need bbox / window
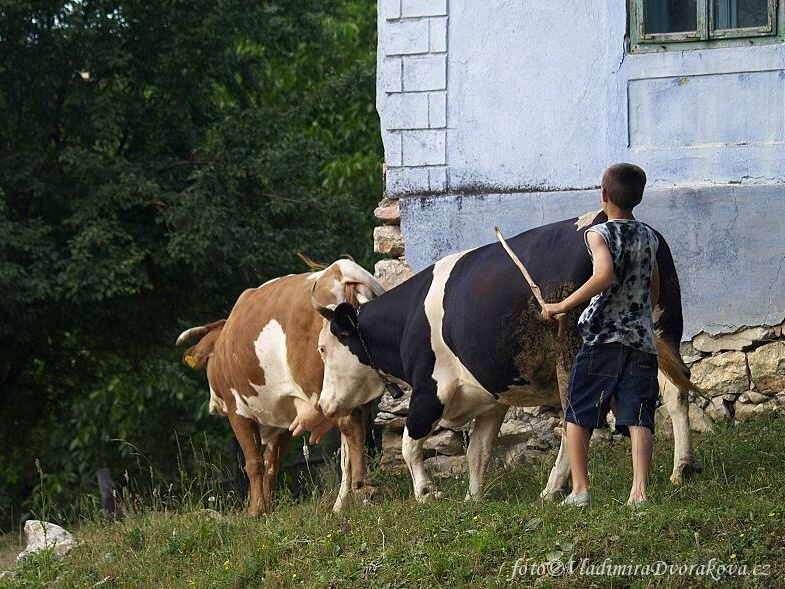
[630,0,781,51]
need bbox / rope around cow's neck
[353,305,405,400]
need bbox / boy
[542,163,660,508]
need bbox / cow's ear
[332,302,359,336]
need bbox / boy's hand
[541,303,563,321]
[289,402,335,444]
[539,231,612,324]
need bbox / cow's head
[311,287,385,418]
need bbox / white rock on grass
[16,520,75,562]
[688,404,715,433]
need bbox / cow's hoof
[416,487,443,503]
[332,494,349,512]
[539,488,566,502]
[333,482,379,511]
[353,481,378,504]
[670,460,703,484]
[247,497,272,517]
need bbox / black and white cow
[313,211,701,502]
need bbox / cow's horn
[355,289,369,305]
[176,325,208,346]
[311,282,335,320]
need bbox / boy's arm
[289,398,334,444]
[541,231,613,320]
[650,259,660,307]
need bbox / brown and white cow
[176,260,384,514]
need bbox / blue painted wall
[401,185,784,340]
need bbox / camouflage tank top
[578,219,659,354]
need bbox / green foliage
[2,419,785,588]
[0,0,382,528]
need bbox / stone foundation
[372,198,785,474]
[373,198,413,290]
[665,330,785,433]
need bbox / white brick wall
[378,0,448,196]
[401,130,445,166]
[381,0,401,20]
[428,92,447,128]
[429,17,448,52]
[378,57,402,93]
[403,54,446,91]
[385,93,429,129]
[382,20,429,55]
[401,0,447,19]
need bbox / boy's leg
[613,348,658,505]
[563,343,620,499]
[566,421,592,496]
[628,425,653,504]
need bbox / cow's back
[437,216,592,398]
[439,211,685,398]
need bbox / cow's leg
[226,413,265,516]
[348,403,377,495]
[261,428,292,515]
[465,403,508,501]
[660,373,702,484]
[402,427,442,502]
[333,431,353,512]
[332,403,376,512]
[403,381,448,502]
[541,362,573,499]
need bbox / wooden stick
[97,468,117,519]
[494,226,567,337]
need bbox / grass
[0,534,22,572]
[2,417,784,588]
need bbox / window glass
[714,0,769,29]
[644,0,698,33]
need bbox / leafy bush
[0,0,381,529]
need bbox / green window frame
[630,0,783,52]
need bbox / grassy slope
[0,536,22,572]
[3,418,784,589]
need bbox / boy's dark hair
[602,163,647,210]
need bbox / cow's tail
[175,319,226,370]
[297,252,328,271]
[656,336,708,398]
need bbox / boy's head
[601,163,647,210]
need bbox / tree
[0,0,381,527]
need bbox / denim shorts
[565,342,659,437]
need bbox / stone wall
[371,198,785,476]
[373,198,413,290]
[670,331,785,432]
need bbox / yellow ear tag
[184,355,197,368]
